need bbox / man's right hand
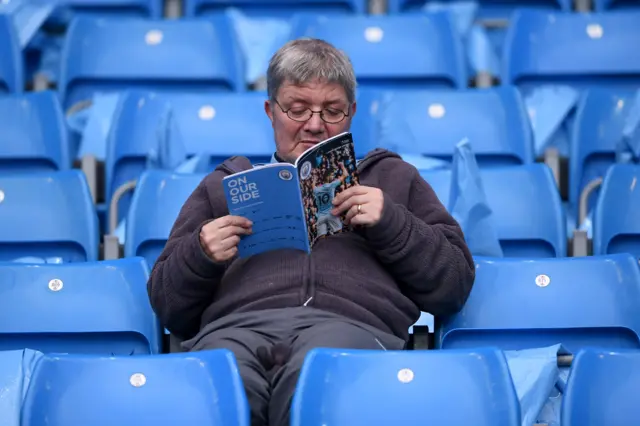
[199,215,253,263]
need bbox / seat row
[3,9,640,96]
[1,345,636,426]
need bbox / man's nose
[303,112,325,134]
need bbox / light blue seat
[49,0,162,23]
[570,89,638,217]
[561,348,640,426]
[0,170,99,262]
[291,347,521,426]
[437,254,640,352]
[0,257,161,354]
[388,0,570,19]
[0,91,70,174]
[185,0,366,17]
[421,164,566,258]
[291,13,467,90]
[126,171,206,268]
[376,87,534,167]
[504,10,640,92]
[0,14,23,93]
[59,16,245,110]
[21,349,250,426]
[106,91,272,223]
[593,164,640,258]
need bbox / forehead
[278,80,348,104]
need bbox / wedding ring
[357,204,362,214]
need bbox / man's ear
[350,101,357,118]
[265,100,274,126]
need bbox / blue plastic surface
[0,170,99,262]
[388,0,570,20]
[593,164,640,258]
[570,89,638,216]
[125,171,206,268]
[20,349,250,426]
[0,91,71,173]
[0,257,161,354]
[375,87,534,167]
[504,10,640,91]
[59,16,245,109]
[0,349,43,426]
[421,164,566,258]
[185,0,366,17]
[438,254,640,352]
[291,347,521,426]
[561,348,640,426]
[0,14,24,93]
[47,0,162,27]
[291,12,467,90]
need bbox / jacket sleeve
[360,169,476,317]
[147,177,226,339]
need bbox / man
[147,38,475,426]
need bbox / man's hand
[332,185,384,227]
[200,215,252,263]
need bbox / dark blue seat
[291,347,521,426]
[184,0,366,18]
[0,14,23,93]
[0,257,161,354]
[438,254,640,352]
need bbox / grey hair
[266,38,357,104]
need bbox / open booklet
[223,132,359,258]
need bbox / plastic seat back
[60,16,245,110]
[562,348,640,426]
[438,254,640,352]
[376,87,534,167]
[593,164,640,258]
[292,13,466,90]
[421,164,566,258]
[291,347,520,426]
[0,257,161,354]
[0,91,70,174]
[0,14,23,93]
[504,10,640,92]
[126,171,206,267]
[388,0,571,20]
[569,89,637,213]
[185,0,366,17]
[21,349,250,426]
[0,170,99,262]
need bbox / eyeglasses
[274,99,350,124]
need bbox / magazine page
[295,132,359,247]
[223,163,310,258]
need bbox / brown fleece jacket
[147,148,475,341]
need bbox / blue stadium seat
[0,14,23,93]
[0,257,161,354]
[421,164,566,258]
[350,88,383,158]
[0,170,99,262]
[561,348,640,426]
[504,10,640,92]
[126,171,206,268]
[593,164,640,258]
[59,16,245,110]
[185,0,366,17]
[437,254,640,352]
[20,349,250,426]
[375,87,535,167]
[388,0,571,19]
[106,91,272,223]
[569,89,637,217]
[291,13,467,90]
[291,347,521,426]
[49,0,162,23]
[594,0,640,10]
[0,91,70,174]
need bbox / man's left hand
[331,185,384,227]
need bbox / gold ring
[357,204,362,214]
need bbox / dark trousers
[181,307,406,426]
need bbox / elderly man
[148,38,475,426]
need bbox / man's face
[265,79,356,163]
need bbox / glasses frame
[274,99,350,124]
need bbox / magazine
[223,132,359,258]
